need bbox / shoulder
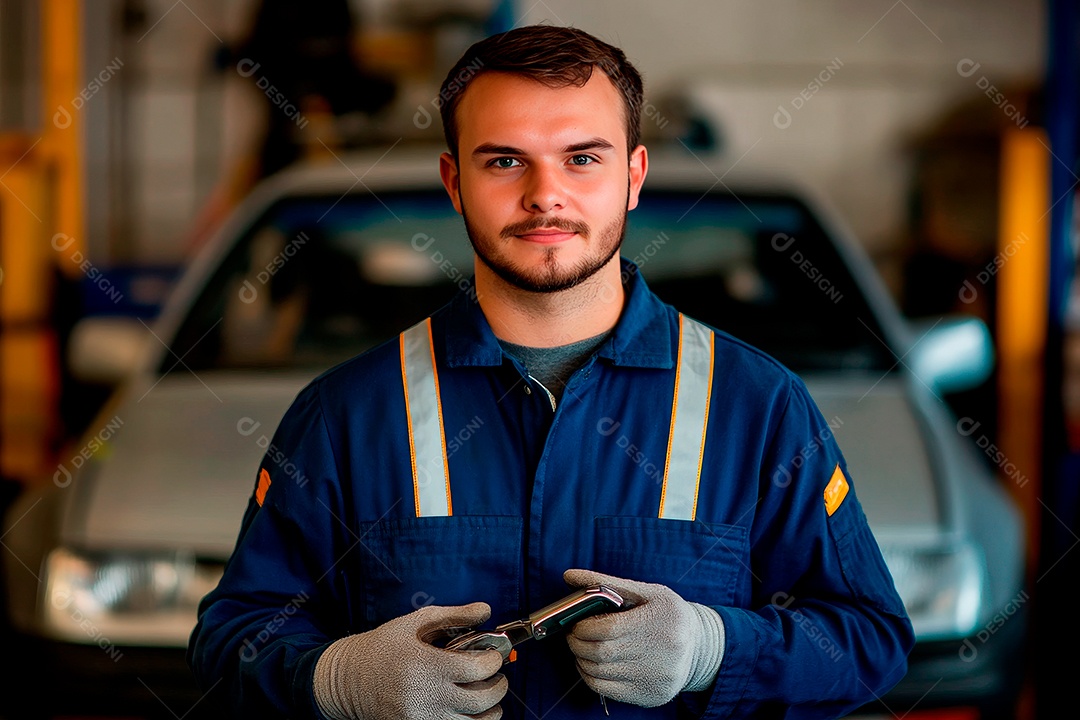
[312,332,404,391]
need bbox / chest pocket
[592,516,750,607]
[353,515,523,629]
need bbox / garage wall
[113,0,1044,279]
[96,0,250,263]
[519,0,1045,260]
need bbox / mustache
[500,216,590,239]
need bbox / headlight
[880,540,985,641]
[41,548,223,647]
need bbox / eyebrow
[471,137,617,158]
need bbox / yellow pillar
[995,127,1051,575]
[0,136,57,480]
[0,0,84,482]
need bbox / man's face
[439,70,648,293]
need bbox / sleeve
[186,381,348,719]
[696,376,915,719]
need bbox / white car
[1,143,1025,719]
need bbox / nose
[523,162,566,213]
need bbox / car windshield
[169,188,894,374]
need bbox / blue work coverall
[188,262,914,719]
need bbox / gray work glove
[563,569,725,708]
[313,602,508,720]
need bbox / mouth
[515,228,579,243]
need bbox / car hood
[62,373,311,557]
[803,374,940,538]
[62,372,941,558]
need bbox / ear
[439,152,463,215]
[626,144,649,211]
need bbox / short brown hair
[438,25,644,159]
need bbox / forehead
[455,70,628,153]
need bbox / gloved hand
[563,569,725,708]
[313,602,508,720]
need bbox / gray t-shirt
[499,330,611,403]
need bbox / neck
[475,258,625,347]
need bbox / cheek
[462,177,517,218]
[460,187,506,232]
[591,183,629,214]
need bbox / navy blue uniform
[188,263,913,718]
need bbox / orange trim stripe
[659,313,686,518]
[400,332,421,517]
[425,319,452,516]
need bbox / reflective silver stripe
[659,314,715,521]
[400,318,451,516]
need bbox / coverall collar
[443,258,674,370]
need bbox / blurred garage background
[0,0,1075,719]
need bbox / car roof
[232,140,906,325]
[152,141,909,375]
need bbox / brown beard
[460,186,629,294]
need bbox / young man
[189,24,914,719]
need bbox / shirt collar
[441,258,673,370]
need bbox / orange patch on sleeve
[824,464,849,516]
[256,468,272,506]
